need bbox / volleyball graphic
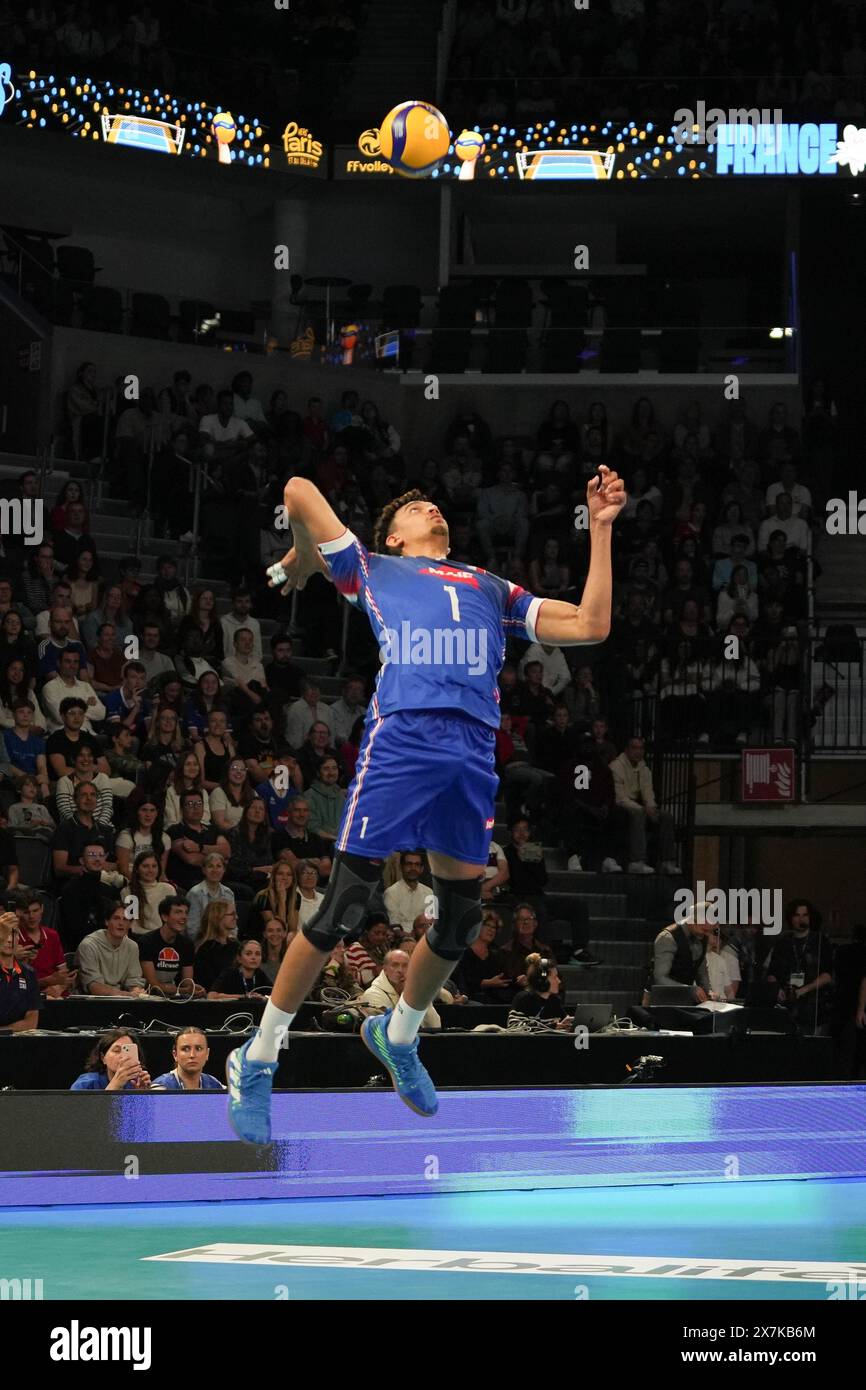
[455,129,485,162]
[378,100,451,178]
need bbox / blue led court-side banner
[2,1084,866,1207]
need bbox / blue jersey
[320,530,543,731]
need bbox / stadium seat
[131,292,171,340]
[56,245,98,285]
[14,838,52,890]
[82,285,123,334]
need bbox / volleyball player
[228,466,625,1142]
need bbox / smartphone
[120,1042,139,1065]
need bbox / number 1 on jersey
[360,816,369,838]
[444,584,461,621]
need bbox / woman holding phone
[70,1028,152,1090]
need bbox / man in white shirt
[220,587,263,662]
[360,950,445,1029]
[42,650,107,733]
[765,462,812,519]
[757,493,811,554]
[199,389,254,458]
[383,852,430,934]
[610,735,681,875]
[329,674,367,745]
[518,642,571,696]
[285,678,336,749]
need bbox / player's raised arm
[267,477,348,594]
[533,465,626,646]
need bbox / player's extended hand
[267,534,328,595]
[587,465,627,526]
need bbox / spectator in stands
[255,751,302,831]
[758,402,801,466]
[248,860,298,940]
[359,948,447,1029]
[716,565,759,628]
[70,1030,152,1091]
[115,796,170,879]
[22,544,59,618]
[708,622,762,745]
[534,703,583,775]
[139,622,176,688]
[152,557,191,628]
[76,900,146,997]
[265,633,305,704]
[163,749,211,826]
[761,625,802,744]
[210,757,254,833]
[152,1026,224,1091]
[231,371,267,433]
[652,908,713,1001]
[80,584,133,652]
[37,607,90,683]
[0,910,40,1031]
[758,493,811,555]
[139,708,182,789]
[66,362,104,464]
[519,659,556,731]
[11,890,70,996]
[52,500,97,575]
[476,463,530,565]
[456,913,512,1003]
[178,588,224,668]
[184,852,235,943]
[296,722,338,790]
[305,756,346,843]
[193,902,239,992]
[528,538,573,602]
[226,797,274,892]
[0,612,35,676]
[222,628,269,718]
[272,797,332,880]
[42,655,105,736]
[711,533,759,594]
[166,790,229,894]
[183,671,225,740]
[658,639,713,743]
[711,501,756,558]
[198,388,254,466]
[500,904,548,988]
[209,937,271,1000]
[285,677,336,749]
[0,657,41,728]
[345,914,391,989]
[102,660,149,738]
[509,954,573,1032]
[106,723,143,786]
[705,928,742,1001]
[518,641,570,697]
[8,774,55,840]
[292,857,323,927]
[3,701,49,796]
[45,697,103,778]
[55,744,114,824]
[238,707,277,785]
[125,850,175,938]
[53,780,116,877]
[195,708,236,793]
[329,675,367,747]
[767,899,835,1034]
[661,559,712,628]
[382,852,429,935]
[610,736,681,874]
[175,628,217,693]
[138,896,204,997]
[88,623,125,693]
[219,587,263,664]
[259,919,291,984]
[66,547,99,618]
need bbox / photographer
[70,1029,152,1091]
[508,953,574,1032]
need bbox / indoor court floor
[4,1176,865,1301]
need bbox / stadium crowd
[0,365,861,1080]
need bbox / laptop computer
[571,1003,614,1033]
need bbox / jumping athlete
[227,466,626,1142]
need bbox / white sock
[387,997,427,1046]
[247,1002,296,1063]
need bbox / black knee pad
[302,850,383,953]
[425,875,483,962]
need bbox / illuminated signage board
[282,120,326,175]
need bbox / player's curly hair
[372,489,428,555]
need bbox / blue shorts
[335,709,499,865]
